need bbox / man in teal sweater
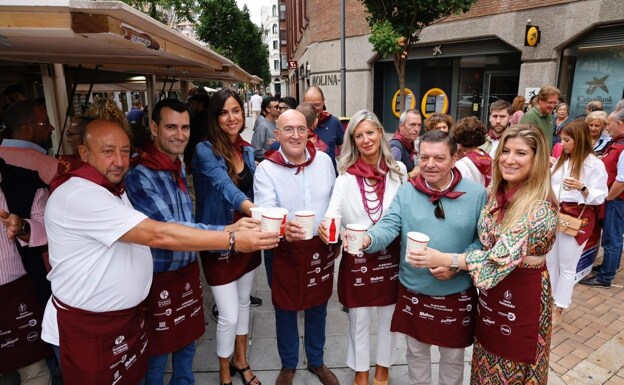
[521,85,561,149]
[361,130,487,385]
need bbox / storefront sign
[524,25,540,47]
[569,48,622,117]
[311,74,340,87]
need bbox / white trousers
[405,336,465,385]
[547,232,587,308]
[346,304,397,372]
[210,269,255,358]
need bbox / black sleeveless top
[237,162,253,193]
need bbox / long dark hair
[205,89,246,183]
[553,120,594,179]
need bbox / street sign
[288,60,298,69]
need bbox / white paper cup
[261,210,283,234]
[265,208,288,237]
[346,223,368,254]
[323,215,342,244]
[250,207,268,220]
[295,210,315,240]
[406,231,430,261]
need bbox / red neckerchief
[347,157,388,200]
[391,131,415,159]
[487,129,502,141]
[232,135,252,161]
[489,183,524,223]
[308,131,328,152]
[50,157,124,197]
[264,141,317,174]
[318,111,332,125]
[410,167,465,203]
[135,142,187,192]
[464,149,493,187]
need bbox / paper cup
[295,210,315,240]
[261,210,283,234]
[346,223,368,254]
[323,215,342,244]
[406,232,430,261]
[263,207,288,237]
[250,207,268,220]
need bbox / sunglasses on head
[434,200,445,219]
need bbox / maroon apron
[475,265,545,364]
[272,237,339,311]
[146,259,205,356]
[0,275,50,372]
[53,297,148,385]
[338,238,400,308]
[391,283,477,349]
[200,211,261,286]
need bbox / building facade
[262,1,283,96]
[281,0,624,131]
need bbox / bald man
[254,110,339,385]
[303,86,343,172]
[42,119,278,385]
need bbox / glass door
[482,71,519,122]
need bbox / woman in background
[586,111,611,157]
[424,112,453,133]
[453,116,492,187]
[509,95,526,126]
[547,120,607,326]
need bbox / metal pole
[340,0,346,116]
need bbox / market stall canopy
[0,0,261,84]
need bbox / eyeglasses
[269,104,280,110]
[65,131,81,138]
[434,200,445,219]
[281,126,308,135]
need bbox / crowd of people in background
[0,82,622,385]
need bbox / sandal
[229,358,261,385]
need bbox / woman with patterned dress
[193,89,262,385]
[319,110,406,385]
[410,124,559,384]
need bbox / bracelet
[228,231,236,255]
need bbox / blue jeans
[274,302,327,369]
[598,199,624,284]
[144,341,196,385]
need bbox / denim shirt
[192,140,255,226]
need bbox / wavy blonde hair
[490,124,557,230]
[338,109,402,180]
[85,97,131,137]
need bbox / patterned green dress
[466,199,558,385]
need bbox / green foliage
[196,0,271,84]
[368,20,403,58]
[120,0,196,25]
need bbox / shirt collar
[0,139,48,154]
[277,147,311,165]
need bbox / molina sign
[311,74,340,87]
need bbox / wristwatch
[579,185,587,192]
[449,253,459,272]
[18,219,31,237]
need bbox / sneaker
[211,304,219,322]
[579,276,611,288]
[250,295,262,307]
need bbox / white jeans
[547,232,587,308]
[210,269,255,358]
[405,336,465,385]
[346,304,397,372]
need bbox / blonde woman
[586,111,610,156]
[411,124,559,384]
[319,110,405,385]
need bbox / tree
[119,0,196,27]
[196,0,271,85]
[362,0,478,110]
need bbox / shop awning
[0,0,261,84]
